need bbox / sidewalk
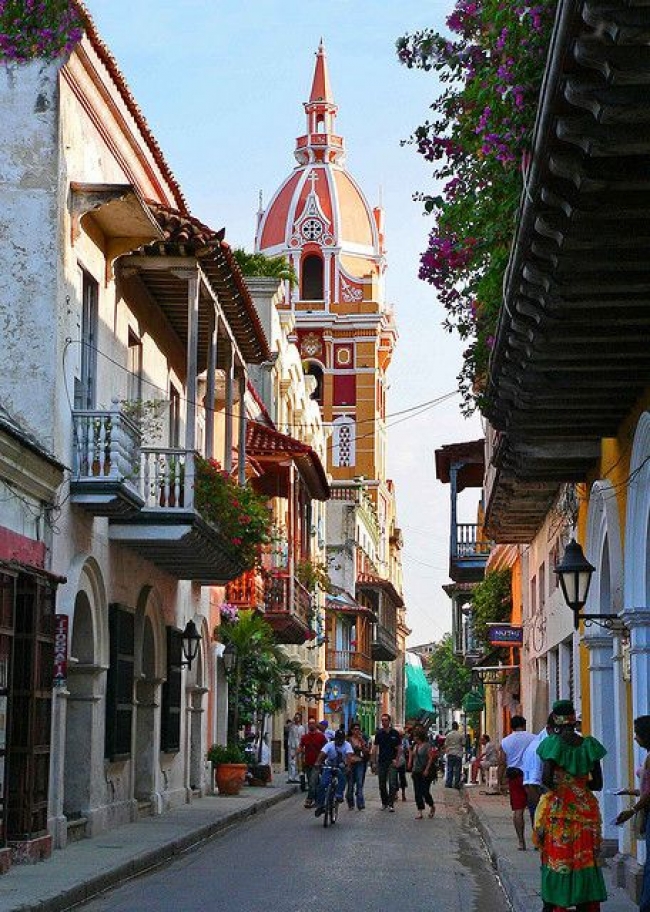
[0,784,298,912]
[458,784,638,912]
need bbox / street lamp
[180,620,202,670]
[293,672,321,702]
[222,641,237,673]
[555,538,626,632]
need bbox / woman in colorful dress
[533,700,607,912]
[615,714,650,912]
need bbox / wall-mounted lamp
[181,620,201,670]
[555,539,626,632]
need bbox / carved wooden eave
[485,0,650,542]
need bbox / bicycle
[317,763,343,827]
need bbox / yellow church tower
[255,41,398,525]
[256,43,406,729]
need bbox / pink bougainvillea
[0,0,84,63]
[397,1,556,413]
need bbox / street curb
[462,794,524,912]
[22,787,298,912]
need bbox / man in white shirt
[522,714,554,823]
[287,712,305,783]
[314,730,353,816]
[498,715,535,850]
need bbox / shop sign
[54,614,68,685]
[487,624,523,647]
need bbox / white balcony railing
[72,402,140,482]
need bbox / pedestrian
[286,712,304,784]
[314,729,353,817]
[444,721,465,789]
[346,721,370,810]
[318,718,335,741]
[371,712,402,811]
[298,717,327,808]
[396,727,410,801]
[522,714,554,824]
[615,714,650,912]
[470,734,498,785]
[409,725,436,819]
[283,718,292,772]
[498,715,535,850]
[534,700,607,912]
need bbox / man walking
[444,721,465,789]
[498,715,535,851]
[286,712,304,784]
[371,713,402,811]
[298,717,326,808]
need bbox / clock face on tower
[301,218,324,241]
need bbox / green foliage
[397,2,556,414]
[206,743,246,764]
[427,633,473,708]
[217,610,303,735]
[471,568,512,650]
[295,559,332,593]
[232,248,298,287]
[194,458,273,569]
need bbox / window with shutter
[161,627,182,753]
[105,605,134,761]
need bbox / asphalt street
[77,781,509,912]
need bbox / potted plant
[207,743,248,795]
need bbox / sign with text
[54,614,69,685]
[487,624,523,647]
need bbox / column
[48,687,69,849]
[224,340,234,473]
[622,608,650,868]
[237,366,247,486]
[584,632,616,841]
[205,312,218,459]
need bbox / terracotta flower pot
[214,762,248,795]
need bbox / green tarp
[405,662,434,720]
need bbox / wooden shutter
[105,605,134,761]
[160,627,182,753]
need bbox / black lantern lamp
[555,539,626,632]
[181,619,202,669]
[222,641,237,673]
[293,671,322,702]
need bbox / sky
[88,0,482,645]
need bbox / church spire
[295,41,345,166]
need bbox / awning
[245,420,329,501]
[356,573,404,608]
[326,588,376,620]
[405,661,434,720]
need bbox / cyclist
[314,729,353,817]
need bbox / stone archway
[134,588,165,814]
[585,480,624,843]
[63,558,107,836]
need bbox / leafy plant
[0,0,84,62]
[194,457,273,569]
[232,248,298,287]
[295,559,331,593]
[471,568,512,651]
[206,743,246,765]
[397,1,556,414]
[120,398,168,444]
[428,633,473,708]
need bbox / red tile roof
[246,421,329,501]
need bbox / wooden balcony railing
[264,571,311,628]
[225,569,265,609]
[325,649,373,677]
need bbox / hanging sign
[54,614,69,685]
[488,624,523,647]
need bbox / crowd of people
[281,703,650,912]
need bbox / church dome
[255,42,385,279]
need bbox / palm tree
[232,248,298,287]
[218,609,303,744]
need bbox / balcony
[371,619,398,662]
[264,571,312,644]
[225,568,266,611]
[71,410,248,584]
[451,523,491,583]
[70,407,144,517]
[325,649,373,679]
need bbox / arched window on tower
[301,254,324,301]
[332,415,355,468]
[304,361,324,405]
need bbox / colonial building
[255,43,406,728]
[0,11,272,859]
[483,1,650,899]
